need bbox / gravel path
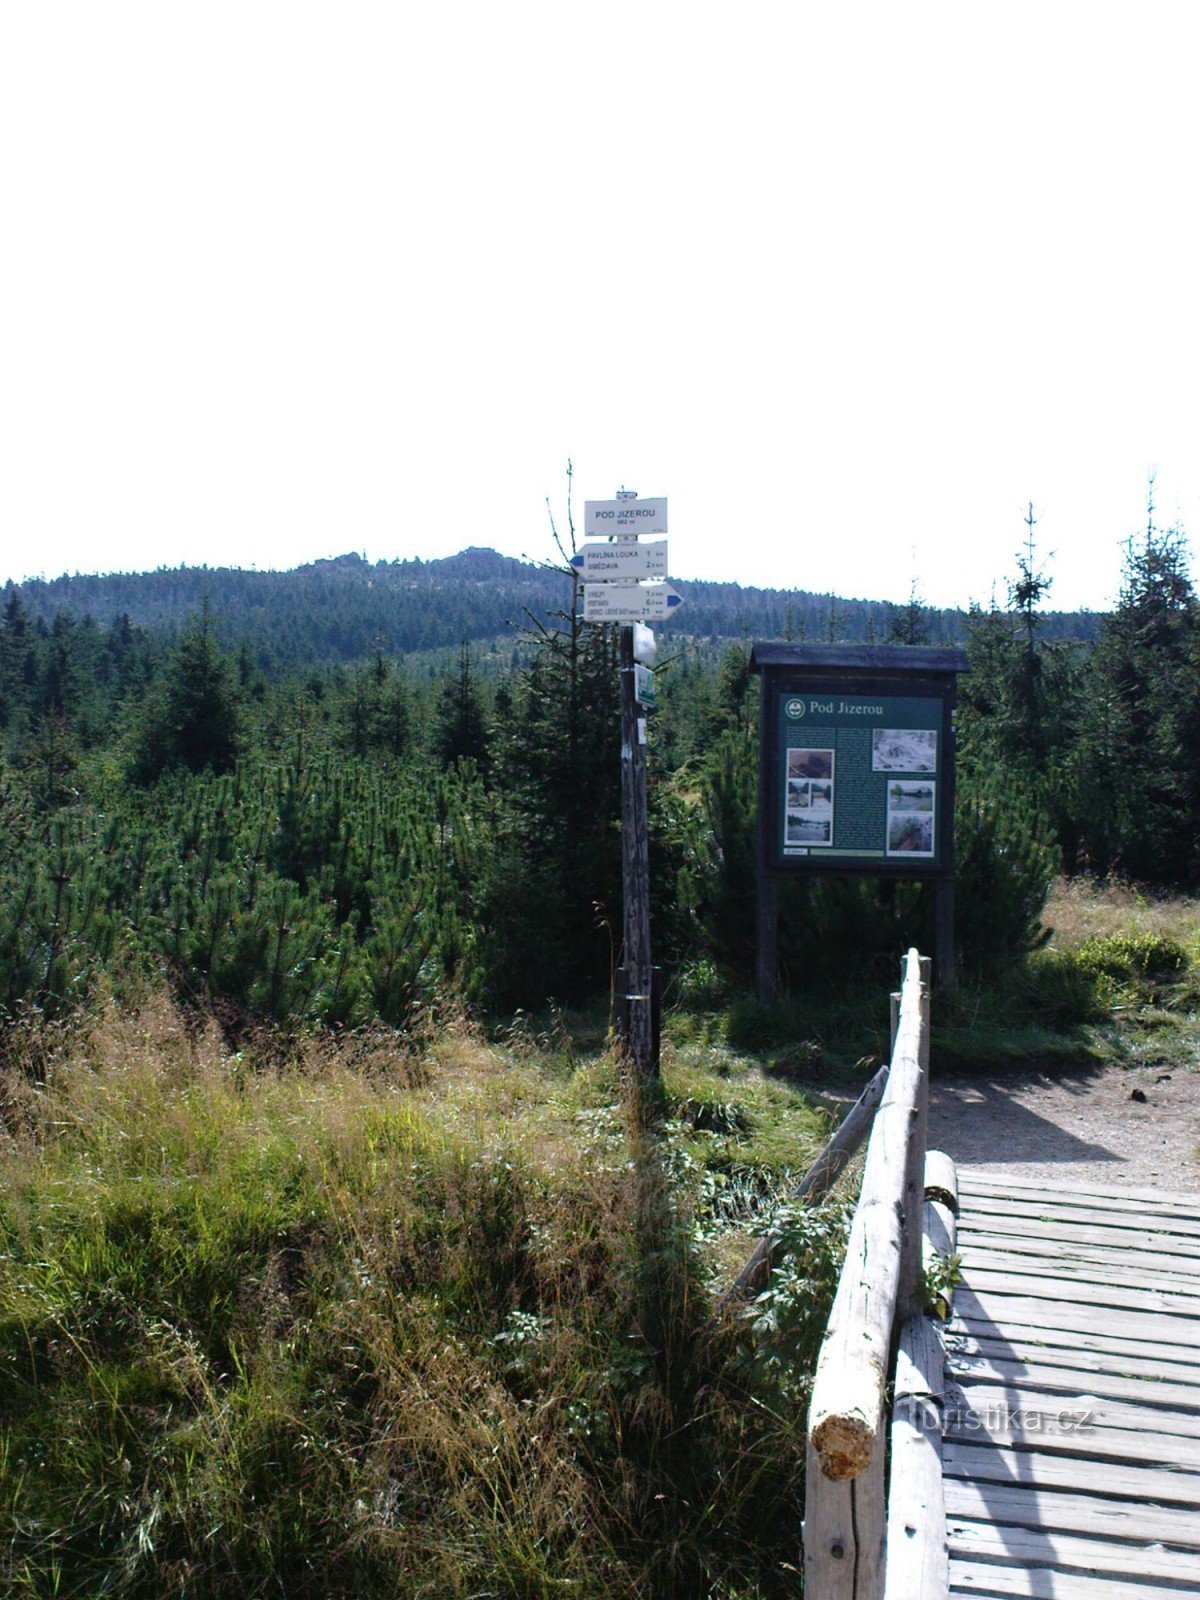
[928,1060,1200,1194]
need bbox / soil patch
[928,1060,1200,1192]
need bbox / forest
[12,543,1099,672]
[1,500,1198,1033]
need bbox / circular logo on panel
[785,698,806,720]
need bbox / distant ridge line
[4,547,1104,672]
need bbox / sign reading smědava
[571,540,668,581]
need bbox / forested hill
[6,547,1101,671]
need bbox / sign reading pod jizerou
[776,690,944,864]
[750,645,968,997]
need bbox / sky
[3,3,1199,613]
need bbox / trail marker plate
[583,582,683,623]
[571,540,668,580]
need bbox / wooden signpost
[582,492,682,1079]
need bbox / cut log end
[924,1149,959,1216]
[811,1411,877,1481]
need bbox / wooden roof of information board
[749,643,969,674]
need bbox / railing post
[804,1442,858,1600]
[805,1430,886,1600]
[804,949,927,1597]
[897,955,931,1321]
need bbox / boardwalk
[943,1168,1200,1597]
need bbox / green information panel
[776,691,943,864]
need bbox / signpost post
[582,491,681,1081]
[619,609,655,1080]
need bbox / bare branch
[566,460,578,555]
[520,605,554,640]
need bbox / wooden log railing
[885,1160,959,1599]
[802,948,959,1600]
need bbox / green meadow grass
[0,996,841,1600]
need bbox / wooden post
[619,623,656,1078]
[616,965,662,1075]
[807,951,926,1481]
[884,1156,957,1599]
[805,1425,887,1600]
[923,1150,958,1217]
[933,878,955,992]
[898,958,932,1318]
[804,950,929,1598]
[884,1316,948,1600]
[803,953,942,1599]
[755,669,778,1004]
[921,1149,959,1320]
[756,869,779,1005]
[804,1440,859,1600]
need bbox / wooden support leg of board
[933,879,955,993]
[756,867,779,1004]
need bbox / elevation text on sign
[583,498,668,537]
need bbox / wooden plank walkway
[943,1169,1200,1598]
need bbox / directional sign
[583,582,683,623]
[571,540,668,580]
[584,497,668,537]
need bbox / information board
[775,690,945,866]
[751,644,969,998]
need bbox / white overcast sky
[3,3,1199,612]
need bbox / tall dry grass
[0,992,838,1599]
[1044,877,1200,952]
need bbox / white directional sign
[583,582,683,623]
[571,540,668,580]
[584,497,668,537]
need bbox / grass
[0,992,840,1600]
[6,879,1198,1596]
[663,879,1200,1081]
[922,879,1200,1074]
[1042,877,1200,951]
